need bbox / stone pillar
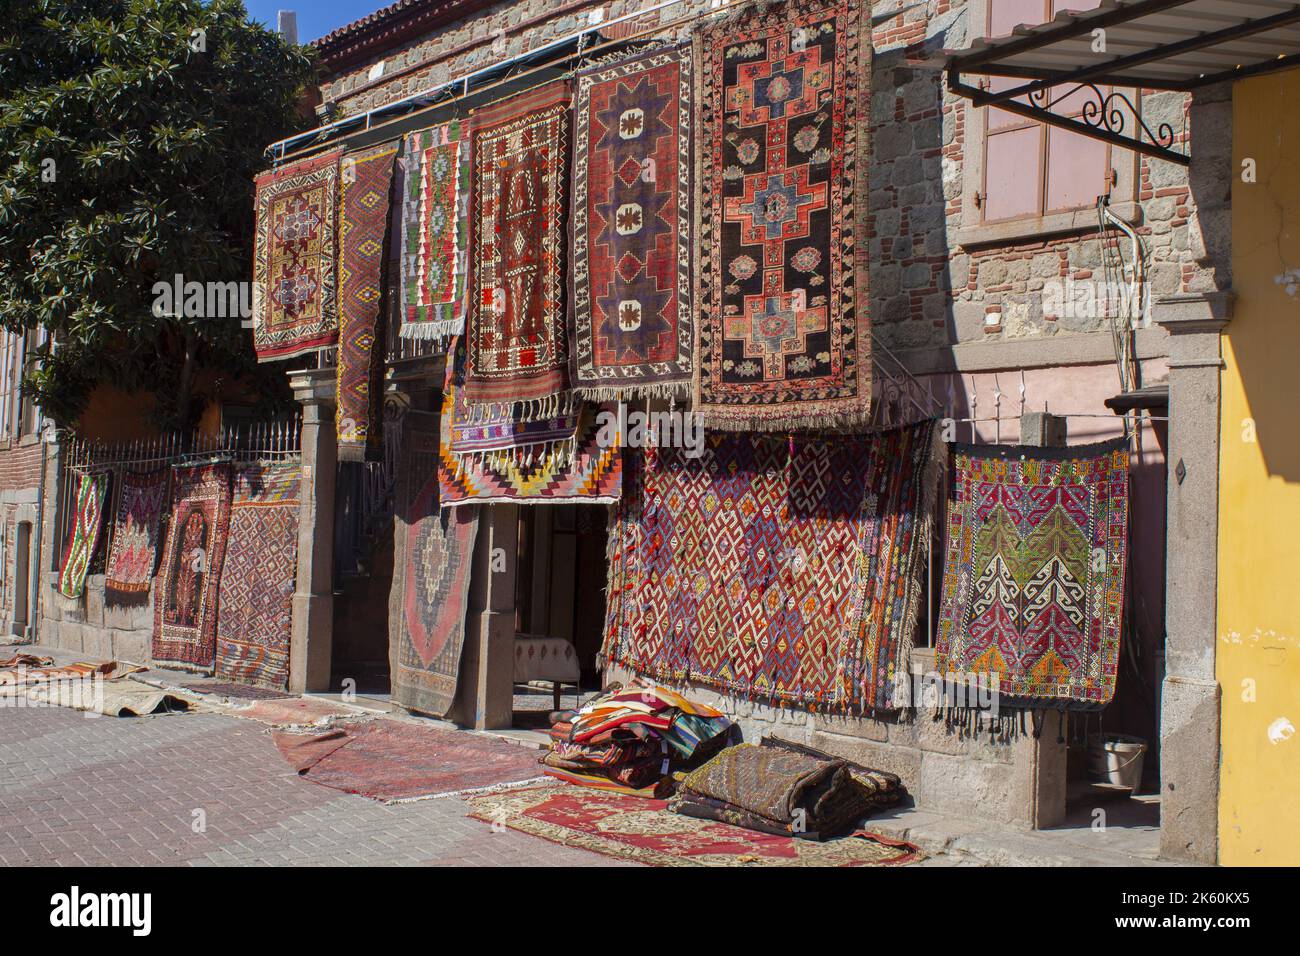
[1153,292,1231,864]
[35,432,60,645]
[288,367,338,693]
[457,503,518,729]
[1017,411,1069,830]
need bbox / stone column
[1153,292,1231,864]
[1016,411,1069,830]
[288,367,338,693]
[456,503,518,729]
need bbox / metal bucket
[1087,734,1148,790]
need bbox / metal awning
[946,0,1300,165]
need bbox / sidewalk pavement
[1,644,1173,867]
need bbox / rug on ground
[214,462,301,690]
[602,420,939,711]
[336,141,398,462]
[466,81,572,412]
[571,43,693,400]
[399,120,471,343]
[27,676,191,717]
[57,470,108,598]
[390,410,479,717]
[104,468,168,607]
[467,785,919,866]
[935,439,1131,709]
[252,149,343,362]
[439,341,622,506]
[152,462,232,671]
[274,720,546,802]
[693,0,871,430]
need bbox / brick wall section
[0,441,43,631]
[0,442,42,494]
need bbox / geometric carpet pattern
[936,439,1130,709]
[602,420,938,712]
[214,463,301,691]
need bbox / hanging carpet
[439,340,622,507]
[104,468,168,607]
[336,141,398,463]
[601,420,939,712]
[935,439,1131,709]
[252,149,343,362]
[152,462,232,672]
[214,462,301,691]
[399,120,471,343]
[389,410,480,717]
[692,0,872,430]
[465,81,572,412]
[570,43,694,400]
[57,470,108,598]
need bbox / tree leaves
[0,0,316,429]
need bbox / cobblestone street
[0,701,624,867]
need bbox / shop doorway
[511,503,609,728]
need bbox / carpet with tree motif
[935,439,1130,709]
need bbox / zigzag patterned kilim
[58,470,108,599]
[935,439,1130,708]
[601,421,938,712]
[336,141,398,463]
[439,338,621,506]
[215,463,301,690]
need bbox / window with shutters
[958,0,1140,245]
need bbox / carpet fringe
[384,775,552,804]
[572,382,688,402]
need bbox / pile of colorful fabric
[669,738,904,841]
[541,680,733,797]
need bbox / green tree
[0,0,316,429]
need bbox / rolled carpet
[669,738,904,841]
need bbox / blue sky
[243,0,382,43]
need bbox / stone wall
[40,571,154,665]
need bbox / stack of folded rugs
[668,737,904,841]
[541,680,734,797]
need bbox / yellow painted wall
[1219,68,1300,865]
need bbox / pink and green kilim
[935,439,1130,709]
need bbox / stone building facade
[282,0,1237,861]
[0,330,48,643]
